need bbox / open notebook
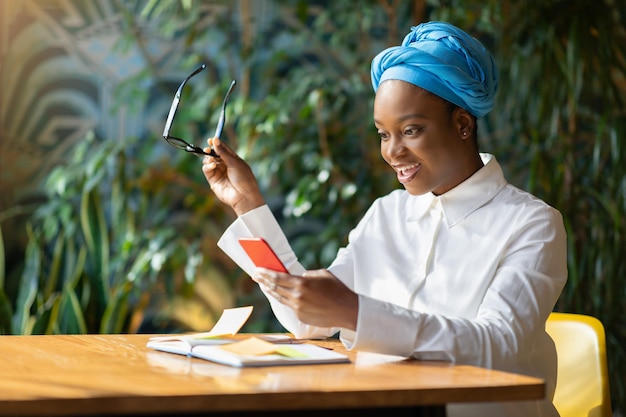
[146,306,349,367]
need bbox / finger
[254,268,296,304]
[257,268,299,290]
[255,268,278,286]
[212,137,240,161]
[206,137,223,150]
[251,268,275,290]
[202,155,217,167]
[255,274,286,303]
[201,159,221,178]
[203,137,225,159]
[302,268,331,278]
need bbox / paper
[192,342,348,367]
[148,306,253,344]
[194,305,254,338]
[218,337,308,358]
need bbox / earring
[462,131,467,137]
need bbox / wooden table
[0,334,545,416]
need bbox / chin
[403,183,432,196]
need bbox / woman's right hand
[202,137,265,216]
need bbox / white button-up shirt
[218,153,567,417]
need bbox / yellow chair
[546,312,612,417]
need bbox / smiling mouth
[395,163,421,183]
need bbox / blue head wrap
[371,21,498,118]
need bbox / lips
[395,163,421,184]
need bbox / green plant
[132,0,402,269]
[0,133,235,335]
[491,2,626,411]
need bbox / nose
[382,134,406,160]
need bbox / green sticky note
[275,346,309,358]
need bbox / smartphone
[238,237,288,273]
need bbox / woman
[202,21,566,417]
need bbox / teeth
[397,164,419,174]
[394,163,421,184]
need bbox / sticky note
[219,337,309,358]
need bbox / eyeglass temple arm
[213,80,237,139]
[163,95,180,137]
[162,64,207,138]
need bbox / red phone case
[238,237,288,273]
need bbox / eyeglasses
[162,64,236,157]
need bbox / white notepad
[146,306,350,367]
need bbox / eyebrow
[374,113,428,125]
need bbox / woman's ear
[454,108,475,140]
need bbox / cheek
[405,134,447,159]
[379,141,391,163]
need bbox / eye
[377,130,390,141]
[403,126,423,136]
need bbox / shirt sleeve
[217,205,338,339]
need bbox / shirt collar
[407,153,508,226]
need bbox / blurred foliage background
[0,0,624,413]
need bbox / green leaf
[30,295,61,335]
[12,226,41,335]
[58,286,87,334]
[80,188,110,303]
[140,0,160,18]
[0,289,12,334]
[100,282,132,334]
[0,225,4,290]
[43,230,65,298]
[67,245,87,290]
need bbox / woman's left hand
[252,268,358,331]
